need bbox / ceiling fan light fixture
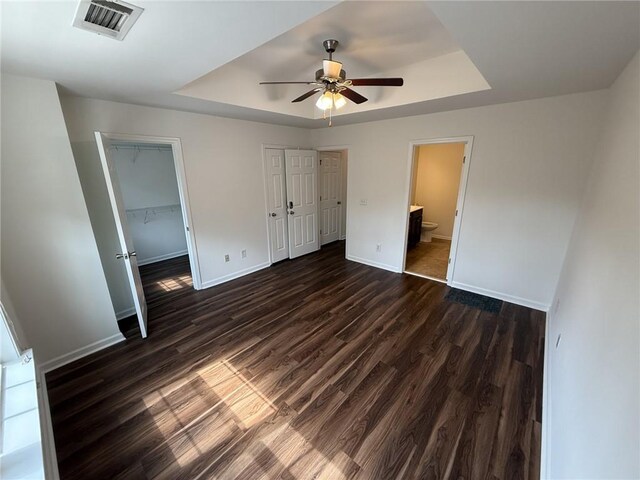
[323,60,343,79]
[315,91,347,111]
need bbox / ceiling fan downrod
[323,39,339,61]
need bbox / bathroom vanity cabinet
[408,206,423,248]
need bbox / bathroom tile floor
[405,238,452,280]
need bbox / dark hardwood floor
[46,241,545,479]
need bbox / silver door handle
[270,213,276,217]
[128,251,136,257]
[115,253,126,259]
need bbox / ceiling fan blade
[292,88,322,103]
[259,81,316,85]
[349,78,404,87]
[341,88,368,104]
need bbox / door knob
[270,213,277,217]
[337,201,342,205]
[115,253,126,259]
[289,210,295,215]
[288,201,293,209]
[128,251,136,257]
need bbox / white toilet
[421,221,439,242]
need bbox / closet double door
[265,149,319,261]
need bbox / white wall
[0,74,122,365]
[311,90,607,310]
[60,96,310,296]
[413,143,464,239]
[112,145,188,266]
[545,52,640,479]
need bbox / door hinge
[463,156,466,164]
[455,209,458,216]
[319,159,322,165]
[448,258,451,264]
[320,195,322,201]
[320,229,322,234]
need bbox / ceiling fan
[260,39,403,123]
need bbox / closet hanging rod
[125,203,181,214]
[109,144,172,151]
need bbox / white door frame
[315,145,350,244]
[402,136,474,285]
[97,132,203,290]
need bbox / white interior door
[95,132,148,338]
[319,151,342,245]
[264,149,289,263]
[285,149,319,259]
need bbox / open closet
[95,133,198,338]
[111,143,189,266]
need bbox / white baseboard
[36,367,60,480]
[346,254,401,273]
[431,234,452,241]
[449,281,550,312]
[200,262,271,290]
[115,307,136,320]
[39,333,126,373]
[340,234,346,240]
[137,250,188,266]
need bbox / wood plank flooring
[46,241,545,479]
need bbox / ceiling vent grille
[73,0,143,41]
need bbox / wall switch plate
[241,249,247,259]
[360,199,368,206]
[224,254,230,262]
[555,334,562,349]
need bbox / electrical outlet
[224,254,230,263]
[376,243,382,253]
[241,249,247,259]
[555,333,562,349]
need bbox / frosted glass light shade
[316,91,334,110]
[333,93,346,109]
[323,60,343,78]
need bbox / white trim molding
[39,333,126,373]
[200,262,271,290]
[37,367,60,480]
[137,249,188,266]
[346,254,401,274]
[450,280,550,312]
[115,307,136,320]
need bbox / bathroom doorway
[403,137,473,283]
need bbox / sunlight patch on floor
[156,274,192,291]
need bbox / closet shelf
[125,204,181,214]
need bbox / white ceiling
[175,1,490,120]
[2,1,639,128]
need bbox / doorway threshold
[404,270,447,284]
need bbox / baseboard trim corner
[115,307,136,320]
[200,262,271,290]
[449,281,550,311]
[346,254,402,274]
[39,333,126,373]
